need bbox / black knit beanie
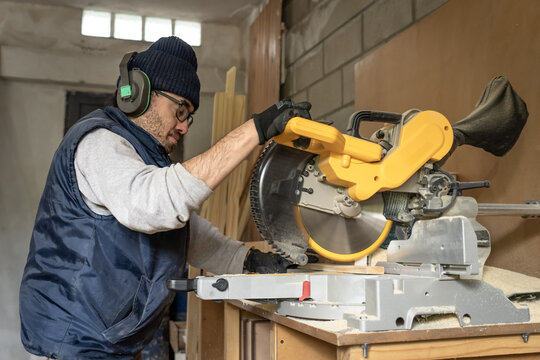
[130,36,200,110]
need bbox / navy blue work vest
[19,107,188,359]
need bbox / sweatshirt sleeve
[74,128,212,233]
[187,213,250,275]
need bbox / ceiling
[6,0,267,24]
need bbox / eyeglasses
[154,90,194,127]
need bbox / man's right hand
[252,99,312,145]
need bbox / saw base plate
[276,274,529,331]
[188,272,529,332]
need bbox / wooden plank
[233,94,245,127]
[205,67,247,238]
[239,317,272,360]
[248,12,279,116]
[204,67,246,239]
[224,302,241,360]
[211,91,224,144]
[253,320,273,360]
[240,0,282,243]
[225,67,236,97]
[225,94,247,239]
[300,263,384,275]
[199,199,208,219]
[238,193,251,239]
[240,310,267,359]
[337,334,540,360]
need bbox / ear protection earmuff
[116,52,151,116]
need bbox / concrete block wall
[282,0,448,131]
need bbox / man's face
[131,91,195,153]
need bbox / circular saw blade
[298,194,392,261]
[250,142,391,264]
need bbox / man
[19,36,311,359]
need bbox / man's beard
[136,106,181,153]
[164,130,182,153]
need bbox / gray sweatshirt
[74,128,249,275]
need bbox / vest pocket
[101,275,153,344]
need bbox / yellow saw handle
[274,111,454,201]
[273,117,383,162]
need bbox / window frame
[81,10,201,46]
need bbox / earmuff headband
[119,52,137,100]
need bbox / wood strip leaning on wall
[187,67,246,360]
[239,0,283,244]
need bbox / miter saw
[169,76,540,331]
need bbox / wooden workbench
[222,267,540,359]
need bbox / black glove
[243,249,292,274]
[252,99,312,145]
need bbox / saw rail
[477,202,540,217]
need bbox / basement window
[114,13,143,41]
[81,10,111,38]
[174,20,201,46]
[145,17,173,42]
[81,10,201,46]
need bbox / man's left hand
[244,249,292,274]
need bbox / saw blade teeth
[249,141,276,246]
[249,142,314,262]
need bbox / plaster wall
[0,2,246,358]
